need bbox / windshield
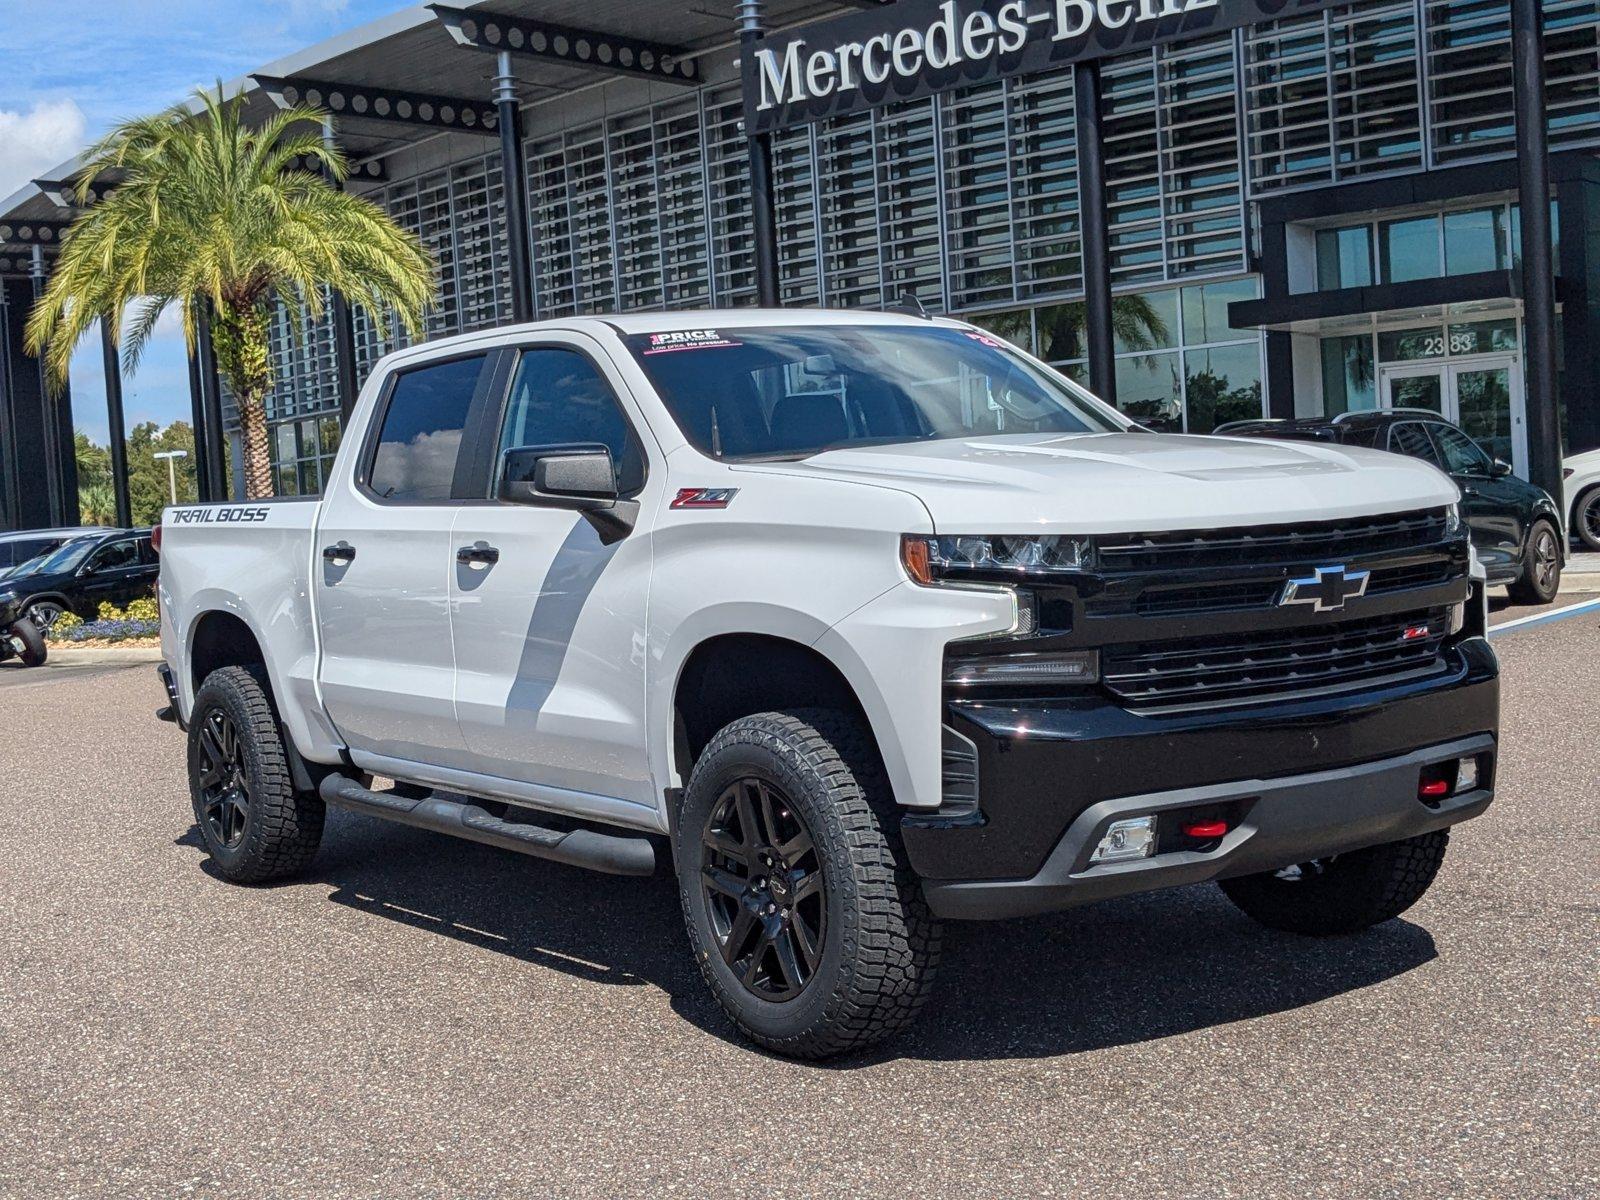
[623,325,1125,460]
[12,537,96,578]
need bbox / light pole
[153,450,189,506]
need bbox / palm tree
[1035,295,1171,364]
[78,482,116,526]
[27,86,435,499]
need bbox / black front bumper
[905,636,1500,920]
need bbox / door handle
[456,544,500,568]
[1461,486,1480,497]
[322,542,356,566]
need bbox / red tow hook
[1181,819,1229,840]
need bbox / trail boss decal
[744,0,1356,133]
[671,488,740,510]
[167,506,272,525]
[643,330,742,355]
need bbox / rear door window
[366,355,489,502]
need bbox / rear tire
[8,619,46,667]
[1575,488,1600,553]
[676,709,941,1059]
[1218,831,1450,936]
[1507,518,1561,605]
[187,666,324,884]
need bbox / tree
[26,85,435,499]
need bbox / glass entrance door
[1380,354,1524,475]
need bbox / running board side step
[318,776,656,877]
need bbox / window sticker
[643,329,743,354]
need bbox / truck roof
[393,308,969,360]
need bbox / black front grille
[1089,557,1459,619]
[1102,608,1452,708]
[1096,509,1450,573]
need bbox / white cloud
[0,99,87,200]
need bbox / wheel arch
[188,609,267,696]
[18,591,74,618]
[658,610,906,814]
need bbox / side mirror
[1489,458,1514,478]
[498,444,619,509]
[497,444,637,542]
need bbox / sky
[0,0,403,444]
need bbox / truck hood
[747,432,1460,534]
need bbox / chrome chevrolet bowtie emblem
[1279,564,1370,613]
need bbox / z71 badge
[671,488,739,510]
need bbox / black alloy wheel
[196,709,251,849]
[1509,519,1562,605]
[1532,524,1561,594]
[700,777,826,1001]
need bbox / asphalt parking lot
[1,604,1596,1199]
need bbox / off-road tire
[1219,831,1450,935]
[1507,518,1562,605]
[676,709,941,1059]
[187,665,325,884]
[8,619,46,667]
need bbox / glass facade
[242,1,1600,495]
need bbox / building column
[1072,60,1116,407]
[1557,170,1600,455]
[196,302,229,501]
[739,1,781,308]
[186,328,213,503]
[29,248,67,523]
[1512,0,1563,498]
[101,318,132,528]
[495,51,537,323]
[0,278,22,529]
[322,121,361,424]
[1,276,57,528]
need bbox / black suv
[1218,410,1564,605]
[0,528,158,631]
[0,526,110,579]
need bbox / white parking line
[1489,595,1600,636]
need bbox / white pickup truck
[157,310,1500,1058]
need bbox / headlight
[1444,503,1462,537]
[902,533,1094,585]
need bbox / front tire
[1218,831,1450,936]
[1507,518,1561,605]
[676,710,940,1059]
[8,619,46,667]
[187,666,324,884]
[24,600,65,632]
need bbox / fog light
[1091,816,1157,864]
[1456,755,1479,793]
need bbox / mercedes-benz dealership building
[0,0,1594,523]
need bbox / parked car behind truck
[157,311,1500,1058]
[1218,411,1564,604]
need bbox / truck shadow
[184,810,1437,1065]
